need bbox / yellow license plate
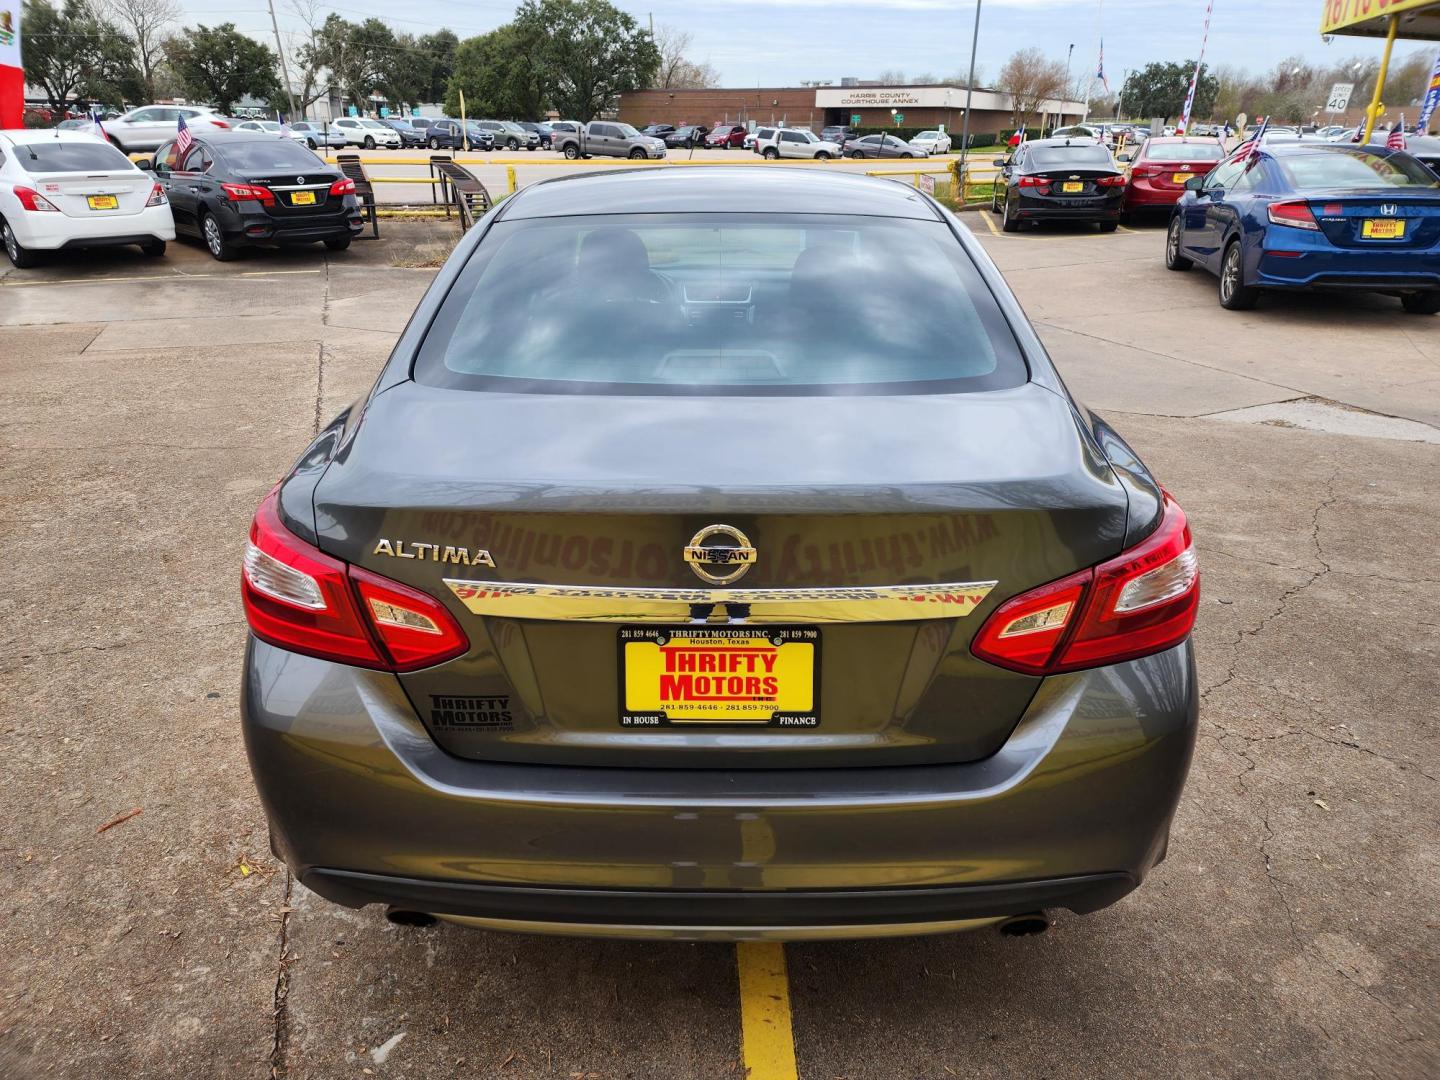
[1361,219,1404,239]
[620,627,817,726]
[87,195,118,210]
[1172,173,1192,184]
[1062,181,1084,193]
[290,190,317,205]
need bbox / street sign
[1326,82,1355,112]
[851,113,861,125]
[919,174,936,194]
[893,112,904,124]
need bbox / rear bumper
[1014,194,1123,221]
[243,636,1197,937]
[219,203,364,245]
[1124,182,1185,208]
[16,206,175,250]
[1255,247,1440,290]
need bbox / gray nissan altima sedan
[241,167,1199,940]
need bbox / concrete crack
[269,869,295,1079]
[314,253,332,436]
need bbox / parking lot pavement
[2,221,1436,1079]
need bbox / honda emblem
[1380,203,1398,216]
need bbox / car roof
[1143,136,1217,144]
[186,131,292,145]
[1025,136,1104,148]
[0,128,132,147]
[501,166,943,221]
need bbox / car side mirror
[136,159,153,171]
[1117,152,1132,162]
[992,158,1006,167]
[1185,176,1205,192]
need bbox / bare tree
[106,0,180,101]
[997,48,1068,126]
[285,0,333,116]
[651,25,719,89]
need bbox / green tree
[314,15,395,111]
[22,0,140,111]
[378,32,433,111]
[446,23,546,119]
[513,0,660,121]
[166,23,279,113]
[1121,61,1218,122]
[418,29,459,103]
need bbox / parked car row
[0,128,362,267]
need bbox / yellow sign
[1321,0,1440,40]
[620,627,817,725]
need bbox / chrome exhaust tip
[385,907,438,928]
[996,911,1051,937]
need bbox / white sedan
[235,120,310,145]
[0,129,174,267]
[909,130,953,154]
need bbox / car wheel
[1400,290,1440,314]
[2,220,39,268]
[361,136,374,149]
[563,144,580,160]
[324,236,351,252]
[140,238,166,257]
[307,138,318,150]
[1098,221,1118,233]
[815,151,830,160]
[851,150,866,159]
[201,212,237,262]
[762,147,779,160]
[1164,218,1193,271]
[1000,196,1021,233]
[628,147,646,160]
[901,151,914,159]
[1218,241,1259,310]
[428,136,441,150]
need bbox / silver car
[288,122,348,151]
[241,167,1199,941]
[235,120,309,145]
[101,105,231,153]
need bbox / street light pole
[958,0,983,181]
[266,0,299,122]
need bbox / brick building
[618,84,1087,136]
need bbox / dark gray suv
[241,168,1199,940]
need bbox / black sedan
[240,167,1200,940]
[381,118,426,148]
[150,132,363,260]
[991,137,1126,232]
[664,125,706,149]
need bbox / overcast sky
[178,0,1432,92]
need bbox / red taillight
[13,185,59,212]
[1267,200,1319,231]
[1017,175,1046,187]
[221,182,276,205]
[1096,174,1127,187]
[1131,166,1160,179]
[329,177,355,196]
[210,119,230,129]
[971,494,1199,675]
[241,491,470,672]
[145,183,166,206]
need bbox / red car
[706,123,747,149]
[1122,136,1227,216]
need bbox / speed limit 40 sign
[1327,82,1354,112]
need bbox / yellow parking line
[0,269,322,288]
[737,942,799,1080]
[977,208,1003,237]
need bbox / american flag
[1231,116,1268,165]
[1096,40,1110,92]
[175,113,194,158]
[1386,115,1407,151]
[89,108,107,142]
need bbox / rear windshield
[1027,145,1113,168]
[415,213,1025,396]
[218,140,325,171]
[1143,142,1224,162]
[1275,148,1440,189]
[16,141,135,173]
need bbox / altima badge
[373,538,495,567]
[684,524,756,585]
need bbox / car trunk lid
[1307,190,1440,248]
[310,381,1130,768]
[28,170,153,218]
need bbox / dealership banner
[0,2,20,128]
[1418,47,1440,133]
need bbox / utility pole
[958,0,982,181]
[266,0,299,121]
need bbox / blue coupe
[1165,141,1440,313]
